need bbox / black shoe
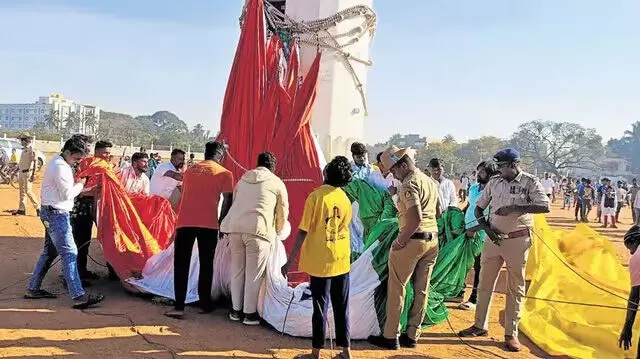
[243,312,261,326]
[12,210,26,216]
[24,289,57,299]
[368,335,399,350]
[72,293,105,309]
[399,334,417,348]
[229,309,243,322]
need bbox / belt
[42,205,68,213]
[501,228,530,239]
[410,232,435,240]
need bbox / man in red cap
[458,148,549,352]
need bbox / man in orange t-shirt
[165,141,233,319]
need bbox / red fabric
[216,0,322,282]
[76,158,176,279]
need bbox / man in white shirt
[616,181,628,224]
[149,149,185,210]
[25,136,104,309]
[116,152,151,196]
[540,173,555,202]
[460,173,470,202]
[428,158,457,212]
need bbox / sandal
[24,289,57,299]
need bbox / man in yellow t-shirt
[281,156,353,359]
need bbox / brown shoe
[458,326,488,337]
[505,335,521,352]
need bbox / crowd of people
[7,131,597,358]
[457,169,640,228]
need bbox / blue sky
[0,0,638,144]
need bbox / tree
[97,111,135,143]
[456,136,506,169]
[64,111,81,136]
[416,136,463,173]
[608,121,640,171]
[43,110,61,132]
[83,111,98,134]
[509,120,604,175]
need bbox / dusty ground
[0,178,631,359]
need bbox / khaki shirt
[397,169,439,233]
[19,145,36,171]
[476,171,549,234]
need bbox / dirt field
[0,178,631,359]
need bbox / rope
[249,0,377,116]
[221,141,317,184]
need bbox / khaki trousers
[383,236,439,340]
[474,235,531,337]
[18,171,39,212]
[229,233,272,314]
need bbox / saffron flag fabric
[75,157,175,279]
[215,0,323,284]
[522,217,639,359]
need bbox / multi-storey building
[0,94,100,134]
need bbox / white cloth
[541,178,555,195]
[149,162,181,199]
[368,169,392,192]
[41,155,84,211]
[116,166,150,196]
[438,178,458,211]
[120,161,131,169]
[351,162,373,181]
[127,220,382,339]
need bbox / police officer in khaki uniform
[12,132,40,216]
[368,146,440,350]
[459,148,549,352]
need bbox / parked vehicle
[0,138,46,170]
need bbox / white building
[0,94,100,135]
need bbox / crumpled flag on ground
[128,181,482,339]
[522,215,638,359]
[75,157,175,279]
[367,207,484,330]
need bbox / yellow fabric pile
[522,215,636,358]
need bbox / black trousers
[310,273,350,349]
[468,254,481,304]
[616,203,624,220]
[173,227,217,311]
[71,211,94,278]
